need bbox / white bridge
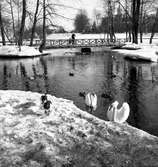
[0,38,126,49]
[32,38,126,49]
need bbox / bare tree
[18,0,26,46]
[38,0,46,52]
[17,0,21,28]
[131,0,141,44]
[125,0,132,42]
[0,3,6,45]
[139,0,156,43]
[139,0,144,43]
[102,0,116,41]
[30,0,40,46]
[42,0,46,47]
[5,0,16,41]
[150,8,158,44]
[107,0,116,42]
[10,0,16,41]
[114,0,132,41]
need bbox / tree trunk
[132,0,141,44]
[0,4,6,45]
[150,32,154,44]
[18,0,26,46]
[139,0,144,43]
[125,0,128,41]
[42,0,46,48]
[129,30,132,42]
[30,0,40,46]
[150,8,158,44]
[17,0,20,29]
[108,0,115,42]
[140,31,143,43]
[9,0,16,42]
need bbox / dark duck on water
[69,72,74,76]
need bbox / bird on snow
[107,101,130,123]
[43,100,52,115]
[41,93,47,104]
[85,92,97,111]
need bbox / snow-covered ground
[0,90,158,167]
[0,45,48,57]
[47,33,158,42]
[114,43,158,62]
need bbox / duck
[85,92,97,111]
[79,91,86,98]
[111,73,122,80]
[101,92,113,100]
[41,93,47,104]
[111,73,117,78]
[29,76,35,80]
[107,101,130,123]
[43,100,52,115]
[36,73,43,78]
[69,72,74,76]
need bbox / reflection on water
[1,51,158,136]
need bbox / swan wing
[85,93,97,109]
[107,104,115,121]
[115,102,130,123]
[91,94,97,109]
[85,93,91,106]
[107,101,119,121]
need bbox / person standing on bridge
[71,33,76,44]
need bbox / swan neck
[114,103,118,121]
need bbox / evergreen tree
[74,10,90,33]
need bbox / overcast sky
[27,0,103,31]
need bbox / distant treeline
[0,0,158,45]
[73,12,158,34]
[99,14,158,33]
[73,0,158,44]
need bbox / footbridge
[0,38,126,49]
[32,38,126,49]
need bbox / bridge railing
[32,38,126,48]
[0,38,126,48]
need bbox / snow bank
[0,45,48,57]
[114,43,158,62]
[0,90,158,167]
[47,33,106,40]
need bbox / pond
[1,49,158,136]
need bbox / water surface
[1,49,158,136]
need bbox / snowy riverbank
[113,43,158,62]
[0,45,48,58]
[0,90,158,167]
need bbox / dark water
[1,50,158,136]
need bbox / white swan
[107,101,130,123]
[85,92,97,111]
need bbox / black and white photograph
[0,0,158,166]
